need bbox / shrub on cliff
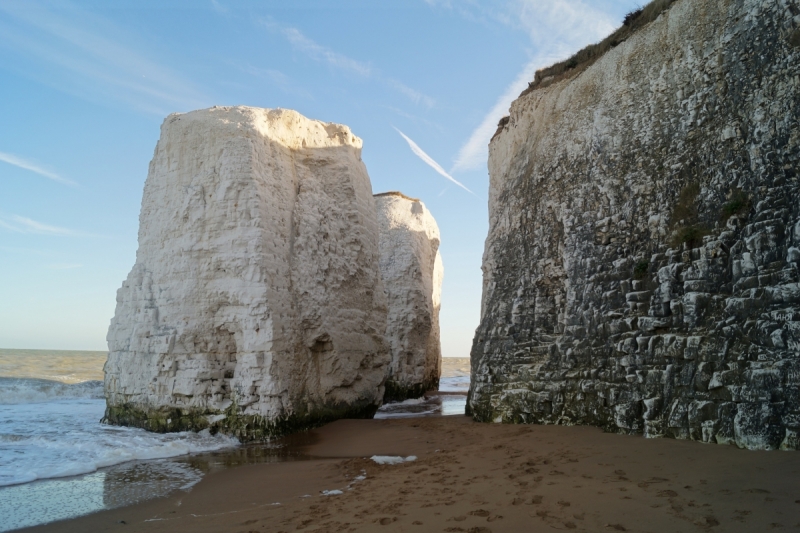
[633,259,650,280]
[524,0,678,93]
[623,8,644,26]
[669,182,700,226]
[720,189,751,220]
[670,224,709,249]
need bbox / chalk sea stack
[375,192,443,401]
[105,106,389,440]
[469,0,800,449]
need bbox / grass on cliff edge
[523,0,678,94]
[493,0,679,139]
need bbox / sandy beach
[23,413,800,533]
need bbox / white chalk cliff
[469,0,800,449]
[374,192,443,400]
[105,106,389,439]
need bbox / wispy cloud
[393,127,476,196]
[0,215,76,236]
[262,19,434,107]
[387,79,435,108]
[383,105,444,132]
[451,56,545,173]
[0,151,77,186]
[238,64,313,99]
[210,0,228,14]
[447,0,617,172]
[0,2,208,115]
[267,22,371,77]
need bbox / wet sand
[24,415,800,533]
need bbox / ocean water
[0,350,469,531]
[0,349,239,531]
[374,358,470,419]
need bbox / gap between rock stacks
[105,106,391,440]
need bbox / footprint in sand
[657,490,678,498]
[638,477,669,488]
[605,524,627,531]
[529,495,543,505]
[693,516,719,527]
[557,501,571,507]
[378,517,398,525]
[469,510,491,517]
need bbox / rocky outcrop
[105,106,389,440]
[469,0,800,449]
[375,192,443,400]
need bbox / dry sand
[23,414,800,533]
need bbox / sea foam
[0,377,104,405]
[0,387,238,487]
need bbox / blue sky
[0,0,636,353]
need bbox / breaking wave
[0,377,104,405]
[0,376,239,488]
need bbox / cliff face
[375,193,443,400]
[470,0,800,449]
[105,107,389,440]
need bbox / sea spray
[0,394,239,487]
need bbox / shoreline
[21,415,800,533]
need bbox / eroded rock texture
[105,106,389,440]
[469,0,800,450]
[375,192,443,400]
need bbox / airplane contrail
[393,127,476,196]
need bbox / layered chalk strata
[375,192,443,401]
[105,106,389,440]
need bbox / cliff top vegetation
[521,0,679,96]
[374,191,421,202]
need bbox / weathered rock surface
[105,106,389,440]
[374,192,443,400]
[469,0,800,450]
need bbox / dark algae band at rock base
[469,0,800,449]
[103,401,379,441]
[103,107,444,441]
